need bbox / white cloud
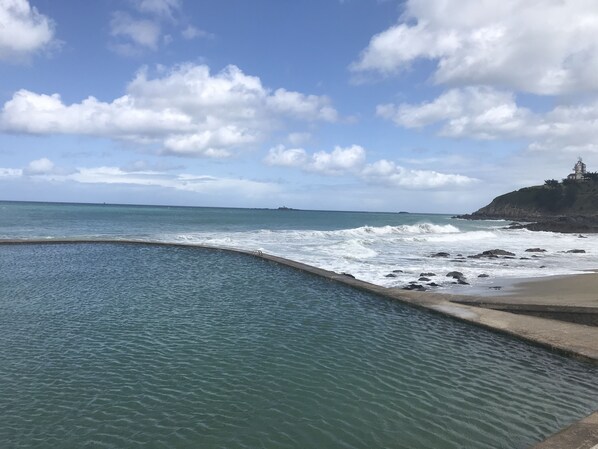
[0,63,338,158]
[267,89,338,122]
[110,11,161,52]
[266,144,365,175]
[135,0,180,20]
[181,25,213,40]
[361,159,475,188]
[0,0,56,62]
[287,132,311,146]
[378,86,598,154]
[68,166,277,196]
[265,144,475,188]
[378,87,532,140]
[265,145,309,168]
[25,157,54,175]
[311,145,366,174]
[0,167,22,177]
[1,161,279,198]
[352,0,598,95]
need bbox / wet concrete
[530,412,598,449]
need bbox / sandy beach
[467,272,598,307]
[446,271,598,331]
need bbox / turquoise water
[0,242,596,449]
[0,200,465,237]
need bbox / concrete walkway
[531,412,598,449]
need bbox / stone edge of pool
[1,239,597,448]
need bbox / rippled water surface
[0,243,596,449]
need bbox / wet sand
[450,272,598,328]
[493,272,598,307]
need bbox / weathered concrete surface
[450,273,598,325]
[531,412,598,449]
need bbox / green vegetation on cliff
[468,174,598,220]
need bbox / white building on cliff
[567,158,587,180]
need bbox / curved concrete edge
[2,238,598,364]
[1,239,597,449]
[530,411,598,449]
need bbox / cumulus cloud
[378,86,598,153]
[134,0,180,19]
[265,144,475,188]
[267,89,338,122]
[378,87,532,140]
[110,11,161,53]
[0,0,56,62]
[266,145,365,175]
[0,63,338,158]
[110,1,209,54]
[352,0,598,95]
[24,157,54,175]
[361,159,474,189]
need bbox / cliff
[458,178,598,232]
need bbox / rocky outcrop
[457,179,598,233]
[509,215,598,233]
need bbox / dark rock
[451,259,466,263]
[512,215,598,234]
[489,286,502,290]
[565,249,586,253]
[539,265,546,268]
[431,252,450,258]
[446,271,464,279]
[403,284,426,291]
[503,256,516,259]
[467,254,482,259]
[342,273,355,278]
[392,269,404,273]
[427,282,439,287]
[478,274,490,278]
[482,249,516,257]
[579,234,587,238]
[420,272,436,277]
[418,277,431,282]
[519,257,530,260]
[525,248,547,252]
[385,273,398,278]
[457,278,470,285]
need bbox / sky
[1,0,598,213]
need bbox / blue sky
[1,0,597,212]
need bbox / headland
[457,158,598,233]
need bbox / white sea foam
[167,222,598,292]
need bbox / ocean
[1,201,597,290]
[0,201,597,449]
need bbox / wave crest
[340,223,460,237]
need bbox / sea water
[1,201,597,290]
[0,242,596,449]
